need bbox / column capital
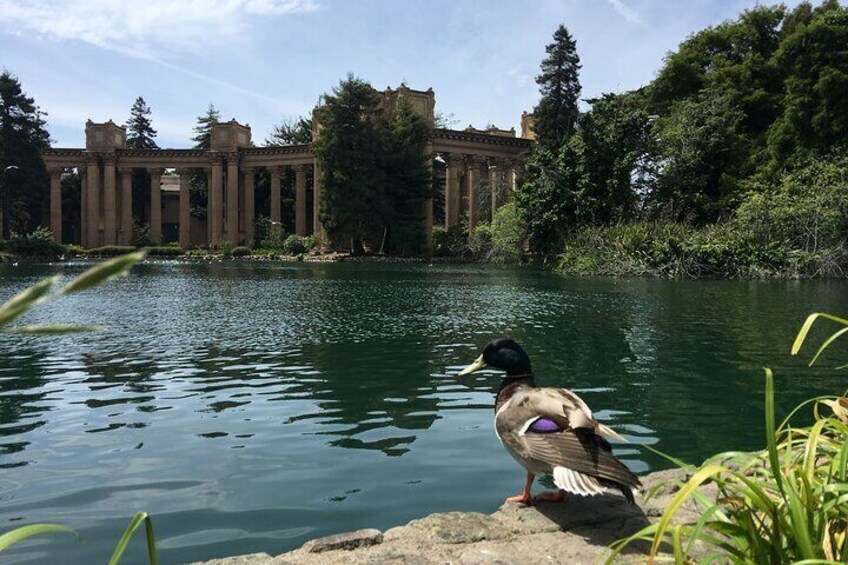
[295,163,309,173]
[242,166,255,175]
[47,166,64,177]
[102,154,117,166]
[175,167,192,178]
[84,153,100,165]
[209,152,224,166]
[118,166,132,175]
[444,153,463,167]
[465,154,485,167]
[147,167,164,177]
[226,152,239,165]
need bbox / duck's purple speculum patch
[529,417,561,433]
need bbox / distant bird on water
[458,338,641,505]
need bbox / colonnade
[47,153,316,248]
[442,154,516,231]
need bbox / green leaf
[0,276,58,326]
[0,523,78,551]
[791,313,848,357]
[108,512,157,565]
[60,252,146,295]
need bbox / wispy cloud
[0,0,319,59]
[605,0,644,26]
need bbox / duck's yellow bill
[458,355,487,376]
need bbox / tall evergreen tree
[533,25,582,151]
[0,71,51,238]
[266,116,313,146]
[125,96,158,149]
[314,74,384,255]
[191,104,219,150]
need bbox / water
[0,261,845,563]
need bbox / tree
[314,74,385,255]
[266,116,312,146]
[380,98,432,254]
[125,97,158,149]
[191,104,219,150]
[0,71,51,239]
[533,25,582,151]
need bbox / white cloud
[605,0,644,26]
[0,0,318,59]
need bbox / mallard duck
[458,338,641,505]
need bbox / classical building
[42,85,533,250]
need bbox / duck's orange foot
[504,492,533,505]
[534,490,566,503]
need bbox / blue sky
[0,0,807,148]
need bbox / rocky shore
[192,468,705,565]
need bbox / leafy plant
[220,239,235,259]
[282,234,316,255]
[231,245,251,257]
[2,227,65,258]
[608,311,848,564]
[259,225,288,250]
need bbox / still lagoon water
[0,261,846,563]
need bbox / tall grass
[608,312,848,563]
[0,254,158,564]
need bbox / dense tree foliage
[191,104,219,150]
[189,104,220,219]
[518,1,848,272]
[315,75,431,255]
[0,71,51,238]
[533,25,581,151]
[266,116,313,146]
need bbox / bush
[220,240,235,259]
[2,227,65,258]
[86,246,136,257]
[433,218,470,257]
[231,246,250,257]
[282,234,316,255]
[260,226,288,250]
[132,223,153,248]
[146,246,184,257]
[489,202,525,263]
[468,223,493,257]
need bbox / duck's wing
[524,387,625,441]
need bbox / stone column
[178,168,191,249]
[295,164,307,236]
[489,159,502,218]
[270,166,282,225]
[466,156,484,232]
[148,168,163,245]
[444,154,462,228]
[421,145,434,253]
[49,168,62,243]
[103,156,117,245]
[85,156,100,248]
[243,167,255,246]
[79,167,87,247]
[313,160,324,239]
[504,160,516,201]
[210,155,224,247]
[119,168,133,245]
[226,153,239,243]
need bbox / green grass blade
[60,252,146,295]
[108,512,157,565]
[640,443,696,471]
[764,368,784,495]
[0,277,57,326]
[808,326,848,367]
[649,465,728,560]
[792,313,848,356]
[0,524,78,551]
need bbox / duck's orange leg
[505,471,534,505]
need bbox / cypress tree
[533,25,582,151]
[191,104,219,150]
[125,97,158,149]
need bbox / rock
[192,552,273,564]
[303,528,383,553]
[386,511,513,544]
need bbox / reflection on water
[0,261,846,563]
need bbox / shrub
[489,202,525,263]
[2,227,65,258]
[146,246,184,257]
[468,223,493,257]
[132,223,153,248]
[231,246,250,257]
[282,234,316,255]
[220,240,235,259]
[87,246,136,257]
[260,226,288,250]
[433,219,470,257]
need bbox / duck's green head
[458,338,532,377]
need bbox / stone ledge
[191,468,700,565]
